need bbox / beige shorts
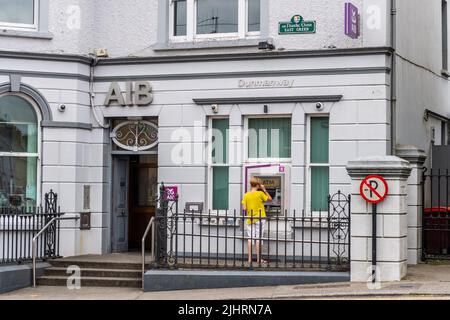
[246,221,265,242]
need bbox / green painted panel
[310,117,329,163]
[248,118,291,158]
[213,167,229,210]
[311,167,329,212]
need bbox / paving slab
[2,263,450,300]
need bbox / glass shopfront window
[0,95,39,208]
[211,119,229,210]
[248,118,292,159]
[310,117,330,212]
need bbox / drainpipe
[390,0,397,155]
[89,56,110,129]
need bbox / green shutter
[311,167,329,212]
[310,118,329,163]
[212,119,229,164]
[213,167,229,210]
[248,118,291,158]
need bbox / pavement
[2,263,450,300]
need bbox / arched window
[0,95,39,208]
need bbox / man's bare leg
[247,240,252,264]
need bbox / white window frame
[0,93,42,208]
[244,116,293,165]
[305,115,330,217]
[169,0,260,42]
[207,117,230,213]
[0,0,39,31]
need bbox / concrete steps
[37,276,141,288]
[44,267,141,278]
[37,258,149,288]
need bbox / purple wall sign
[345,2,360,39]
[164,186,178,200]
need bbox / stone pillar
[346,156,412,282]
[396,145,427,265]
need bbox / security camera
[211,104,219,114]
[315,102,324,111]
[58,104,66,112]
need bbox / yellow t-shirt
[241,191,269,225]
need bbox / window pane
[0,0,34,25]
[174,0,187,36]
[197,0,238,34]
[311,167,329,212]
[248,118,291,158]
[311,117,329,163]
[213,167,229,210]
[212,119,229,164]
[248,0,260,32]
[0,156,37,208]
[0,96,38,153]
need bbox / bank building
[0,0,450,292]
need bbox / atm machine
[244,164,291,216]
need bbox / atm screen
[255,176,282,215]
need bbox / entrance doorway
[111,155,158,252]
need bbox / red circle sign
[360,175,389,204]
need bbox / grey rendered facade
[0,0,448,260]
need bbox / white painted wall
[394,0,450,160]
[0,0,374,57]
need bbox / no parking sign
[360,175,389,204]
[359,175,388,284]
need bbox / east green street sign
[279,15,316,34]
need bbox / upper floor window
[0,0,39,31]
[171,0,260,41]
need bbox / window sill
[153,38,260,51]
[0,29,53,40]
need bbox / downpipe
[390,0,397,155]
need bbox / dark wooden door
[128,155,158,250]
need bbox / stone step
[45,267,142,278]
[37,276,141,288]
[48,259,149,270]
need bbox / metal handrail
[32,216,80,287]
[141,216,156,290]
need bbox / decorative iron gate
[153,189,351,271]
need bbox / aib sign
[345,2,360,39]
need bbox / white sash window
[170,0,260,41]
[0,0,39,31]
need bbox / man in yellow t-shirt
[241,177,273,265]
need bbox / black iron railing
[422,169,450,259]
[154,191,351,272]
[0,191,63,265]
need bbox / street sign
[279,15,316,35]
[345,2,360,39]
[164,186,178,200]
[360,175,388,204]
